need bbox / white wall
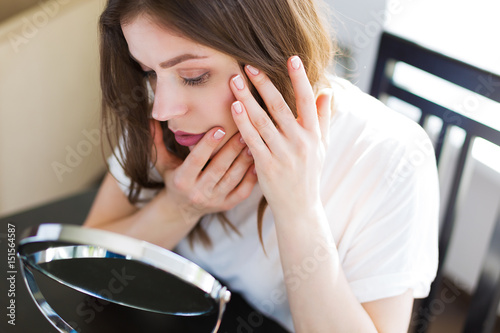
[0,0,106,217]
[325,0,387,92]
[384,0,500,76]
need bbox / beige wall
[0,0,41,23]
[0,0,106,217]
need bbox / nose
[151,80,188,121]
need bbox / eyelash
[182,72,210,87]
[142,71,210,87]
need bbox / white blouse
[108,77,439,332]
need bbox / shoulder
[321,77,438,206]
[326,76,434,172]
[329,76,428,142]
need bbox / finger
[150,120,181,175]
[287,56,318,131]
[231,100,272,159]
[224,164,258,209]
[199,132,248,190]
[215,145,254,195]
[178,127,226,180]
[230,74,281,149]
[243,65,296,131]
[316,89,333,146]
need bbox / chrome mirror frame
[17,224,231,333]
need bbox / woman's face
[121,15,243,151]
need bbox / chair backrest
[370,32,500,333]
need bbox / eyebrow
[160,54,208,69]
[129,53,208,69]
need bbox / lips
[173,131,206,146]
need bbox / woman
[85,0,439,331]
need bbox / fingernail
[232,75,245,90]
[233,101,243,114]
[246,65,260,76]
[252,165,257,175]
[240,135,245,144]
[291,56,301,70]
[247,147,252,156]
[214,129,226,140]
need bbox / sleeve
[107,143,163,207]
[343,126,440,303]
[107,145,133,195]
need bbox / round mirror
[17,224,231,333]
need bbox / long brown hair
[99,0,336,248]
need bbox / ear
[315,88,333,145]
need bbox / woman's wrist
[157,189,204,227]
[271,196,325,226]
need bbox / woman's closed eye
[142,70,210,87]
[182,72,210,87]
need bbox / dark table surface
[0,189,288,333]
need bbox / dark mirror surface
[27,265,219,333]
[19,243,216,316]
[37,258,216,315]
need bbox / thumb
[149,120,182,176]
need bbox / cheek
[215,80,237,107]
[203,84,237,123]
[220,90,239,131]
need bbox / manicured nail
[233,101,243,114]
[240,135,246,144]
[291,56,301,70]
[214,129,226,140]
[232,75,245,90]
[246,65,260,76]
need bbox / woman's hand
[229,56,332,221]
[150,120,257,225]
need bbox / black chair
[370,32,500,333]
